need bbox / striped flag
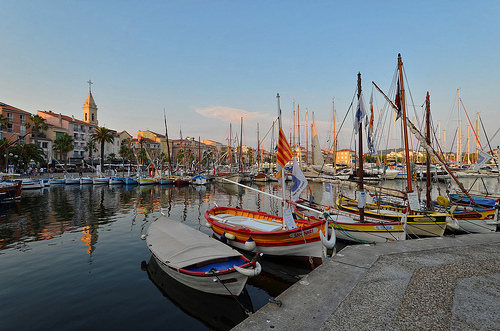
[277,127,293,167]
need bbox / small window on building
[42,142,48,148]
[20,125,26,134]
[20,115,26,124]
[85,114,88,121]
[7,113,13,122]
[92,114,95,122]
[7,123,13,133]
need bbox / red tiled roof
[38,110,97,127]
[0,102,32,115]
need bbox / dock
[234,233,500,330]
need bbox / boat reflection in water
[143,256,254,331]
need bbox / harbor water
[1,176,499,330]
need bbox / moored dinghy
[146,211,261,296]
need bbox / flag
[473,150,493,171]
[354,92,366,134]
[291,158,308,201]
[395,79,402,120]
[321,182,333,206]
[367,90,376,156]
[277,127,293,167]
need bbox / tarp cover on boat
[147,215,241,269]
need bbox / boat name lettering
[374,225,395,230]
[289,227,318,238]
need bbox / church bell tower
[83,80,98,125]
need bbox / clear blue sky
[1,1,499,153]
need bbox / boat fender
[205,222,212,228]
[220,233,227,244]
[245,237,256,251]
[320,221,336,250]
[225,232,236,240]
[234,262,261,277]
[140,234,147,240]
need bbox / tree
[10,143,46,171]
[0,114,8,132]
[27,114,48,138]
[53,133,74,163]
[91,127,115,171]
[84,140,97,159]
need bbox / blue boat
[123,177,138,185]
[449,193,498,208]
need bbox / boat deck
[211,213,284,232]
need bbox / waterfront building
[137,130,171,157]
[0,102,32,144]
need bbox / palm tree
[119,145,133,176]
[10,143,46,172]
[27,114,48,139]
[91,127,115,171]
[84,140,97,159]
[53,133,74,163]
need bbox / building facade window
[20,125,26,135]
[7,113,13,122]
[7,123,13,133]
[20,115,26,124]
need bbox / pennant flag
[354,92,367,134]
[277,127,293,167]
[473,150,493,171]
[367,90,376,156]
[395,79,402,120]
[321,182,333,206]
[291,159,308,202]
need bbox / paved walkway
[234,233,500,330]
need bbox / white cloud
[195,106,273,124]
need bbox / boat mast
[164,111,172,176]
[357,72,365,222]
[292,101,295,149]
[425,92,432,210]
[277,93,287,214]
[457,88,462,166]
[332,98,337,169]
[229,123,232,169]
[305,109,309,166]
[198,136,201,173]
[398,54,413,192]
[257,123,260,169]
[297,104,300,158]
[239,117,243,172]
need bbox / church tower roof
[83,91,97,108]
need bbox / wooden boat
[449,193,498,208]
[92,177,110,185]
[49,178,66,185]
[174,176,191,186]
[123,177,138,185]
[337,196,448,237]
[144,255,253,330]
[138,176,156,185]
[191,175,208,185]
[79,177,93,185]
[65,177,80,185]
[0,181,22,202]
[215,172,241,183]
[19,179,44,189]
[294,202,406,243]
[157,176,175,185]
[108,177,124,185]
[204,205,334,265]
[253,172,268,182]
[146,213,260,296]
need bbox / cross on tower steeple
[87,80,93,92]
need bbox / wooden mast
[398,53,413,193]
[425,92,432,210]
[357,72,365,222]
[164,110,172,176]
[239,117,243,172]
[305,109,309,166]
[332,98,337,169]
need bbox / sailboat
[204,94,335,266]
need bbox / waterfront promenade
[234,233,500,330]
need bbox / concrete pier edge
[233,233,500,330]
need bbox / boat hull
[153,255,249,296]
[337,197,447,237]
[205,206,328,264]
